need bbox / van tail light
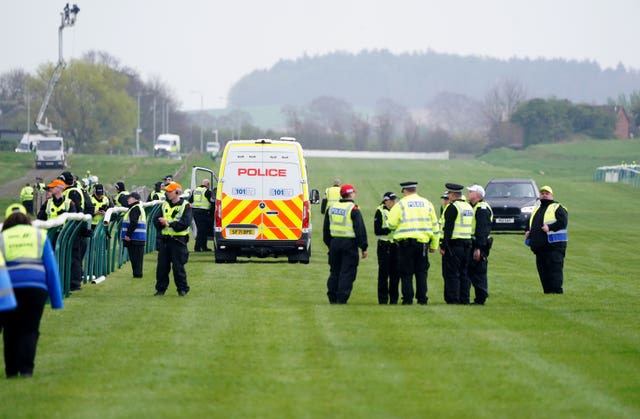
[302,201,310,229]
[215,199,222,228]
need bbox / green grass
[1,140,640,418]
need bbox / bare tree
[351,113,370,151]
[373,97,407,151]
[482,78,527,148]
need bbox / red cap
[340,184,356,196]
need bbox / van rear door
[220,141,303,241]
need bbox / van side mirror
[310,189,320,204]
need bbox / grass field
[1,140,639,418]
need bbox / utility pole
[191,91,204,152]
[135,92,142,154]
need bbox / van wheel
[215,249,236,263]
[288,247,310,264]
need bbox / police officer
[440,183,474,304]
[114,181,129,207]
[36,180,76,249]
[374,191,399,304]
[90,184,112,228]
[153,182,192,297]
[0,204,63,378]
[147,181,164,202]
[34,177,45,192]
[320,178,341,214]
[322,184,368,304]
[121,192,146,278]
[189,178,214,252]
[387,181,440,305]
[19,183,35,215]
[466,184,493,305]
[525,185,568,294]
[59,171,94,292]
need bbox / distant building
[603,105,634,139]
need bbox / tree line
[1,50,638,155]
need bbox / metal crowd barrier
[32,201,163,298]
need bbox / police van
[193,137,319,263]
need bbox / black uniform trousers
[396,240,429,305]
[327,238,359,304]
[125,242,145,278]
[535,248,565,293]
[70,237,87,290]
[468,257,489,304]
[442,241,471,304]
[22,200,34,215]
[377,240,399,304]
[155,237,190,294]
[193,209,212,251]
[0,288,48,377]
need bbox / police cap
[400,181,418,189]
[382,191,397,202]
[445,183,464,193]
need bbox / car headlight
[521,205,536,214]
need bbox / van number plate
[228,228,256,235]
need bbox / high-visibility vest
[161,200,190,236]
[45,197,72,219]
[0,252,17,311]
[388,195,439,243]
[0,224,46,289]
[530,203,568,243]
[191,186,211,210]
[121,203,147,241]
[472,201,493,237]
[63,185,85,211]
[325,186,341,210]
[150,191,164,201]
[20,185,34,201]
[91,195,110,225]
[329,201,356,238]
[115,190,129,207]
[451,200,474,240]
[375,204,394,242]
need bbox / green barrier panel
[145,204,162,253]
[53,219,85,298]
[42,203,163,298]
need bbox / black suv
[484,178,540,231]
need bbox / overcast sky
[2,0,639,110]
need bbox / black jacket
[527,199,568,252]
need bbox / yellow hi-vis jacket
[450,200,474,240]
[191,186,212,210]
[530,203,568,243]
[329,201,356,238]
[375,204,394,242]
[387,193,440,249]
[161,200,190,236]
[325,186,341,210]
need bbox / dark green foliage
[512,99,617,146]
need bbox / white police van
[192,137,319,263]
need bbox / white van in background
[203,137,320,263]
[34,136,66,168]
[154,133,181,157]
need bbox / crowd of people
[322,178,568,305]
[1,169,569,378]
